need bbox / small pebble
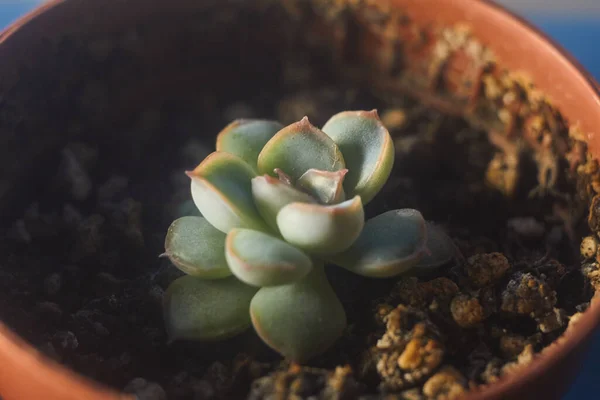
[501,272,557,317]
[537,308,567,333]
[148,285,164,305]
[44,273,62,296]
[35,302,63,322]
[61,147,93,201]
[465,253,510,288]
[120,352,132,365]
[507,217,545,239]
[87,38,113,62]
[63,204,83,226]
[11,219,31,243]
[52,331,78,351]
[171,371,189,387]
[203,362,229,393]
[24,203,40,219]
[450,294,485,328]
[498,334,528,358]
[97,176,129,203]
[422,366,466,400]
[124,378,167,400]
[40,342,61,361]
[95,272,123,288]
[581,236,598,259]
[93,322,110,336]
[191,379,216,399]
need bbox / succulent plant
[163,111,455,362]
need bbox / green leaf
[257,117,346,181]
[216,119,284,169]
[277,195,364,255]
[251,175,316,231]
[164,275,258,342]
[296,168,347,205]
[250,264,346,362]
[329,209,427,277]
[188,152,271,234]
[413,223,456,269]
[164,216,230,279]
[225,228,313,287]
[321,110,394,204]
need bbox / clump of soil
[0,81,594,399]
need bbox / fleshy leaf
[164,216,230,279]
[225,228,312,286]
[188,152,270,234]
[164,275,258,342]
[297,168,347,204]
[216,119,284,169]
[321,110,394,204]
[277,195,364,255]
[257,117,346,181]
[250,264,346,362]
[329,209,427,277]
[413,223,456,268]
[251,175,316,231]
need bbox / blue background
[0,2,599,399]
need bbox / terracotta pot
[0,0,599,399]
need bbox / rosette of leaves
[163,111,455,362]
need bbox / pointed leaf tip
[297,168,348,204]
[225,228,312,287]
[257,118,345,182]
[216,119,284,169]
[164,275,257,342]
[189,152,270,234]
[322,110,394,204]
[250,265,346,362]
[274,168,293,185]
[164,216,230,279]
[277,195,364,255]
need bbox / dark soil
[0,80,593,399]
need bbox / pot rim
[0,0,599,399]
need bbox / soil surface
[0,81,594,400]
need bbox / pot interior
[0,0,597,398]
